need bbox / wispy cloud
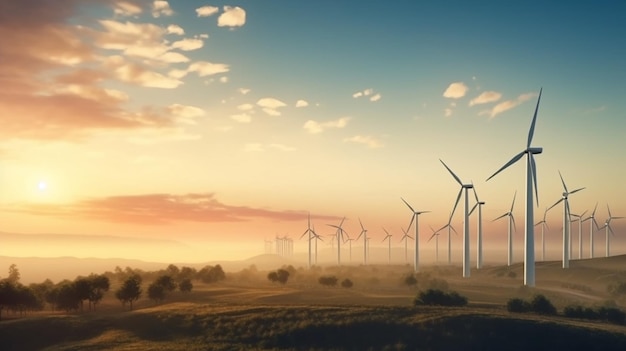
[296,99,309,107]
[469,91,502,106]
[344,135,383,149]
[257,98,287,116]
[480,92,536,119]
[166,24,184,35]
[218,6,246,27]
[238,88,251,95]
[114,1,143,17]
[443,82,468,99]
[5,193,340,224]
[352,88,381,102]
[369,93,381,102]
[196,5,219,17]
[152,1,173,18]
[303,117,351,134]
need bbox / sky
[1,0,625,265]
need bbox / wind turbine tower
[494,192,517,266]
[356,218,368,265]
[487,88,543,287]
[427,226,442,263]
[328,217,347,265]
[382,228,393,264]
[401,198,429,272]
[440,159,473,278]
[547,171,584,268]
[400,227,414,263]
[600,204,623,257]
[534,208,550,261]
[570,210,587,260]
[301,213,316,268]
[469,188,486,269]
[582,204,600,258]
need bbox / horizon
[1,1,625,265]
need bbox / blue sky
[0,0,625,263]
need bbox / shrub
[179,279,193,293]
[563,305,599,320]
[276,269,290,284]
[319,276,338,287]
[507,298,531,313]
[267,272,279,283]
[530,294,557,315]
[341,279,353,288]
[414,289,467,307]
[404,275,417,287]
[598,307,626,325]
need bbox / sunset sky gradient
[1,0,625,264]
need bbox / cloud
[218,6,246,27]
[167,104,205,124]
[114,1,143,17]
[257,97,286,116]
[4,193,341,224]
[166,24,184,35]
[444,108,453,117]
[238,88,251,95]
[296,99,309,108]
[196,5,219,17]
[152,1,173,17]
[231,113,252,123]
[107,58,183,88]
[480,92,536,119]
[443,82,468,99]
[188,61,230,77]
[171,38,204,51]
[344,135,383,149]
[303,117,351,134]
[469,91,502,106]
[352,92,363,98]
[370,93,381,102]
[353,88,380,101]
[219,76,228,83]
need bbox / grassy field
[2,256,626,350]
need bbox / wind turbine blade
[547,198,563,212]
[486,151,525,181]
[401,197,415,213]
[510,191,517,213]
[607,204,612,218]
[565,200,571,219]
[593,218,600,231]
[339,217,346,228]
[493,213,508,221]
[469,203,478,216]
[359,217,365,231]
[511,215,517,233]
[570,187,585,194]
[544,222,550,231]
[450,188,463,221]
[440,159,463,186]
[472,186,479,203]
[407,214,415,233]
[580,210,588,219]
[558,170,568,193]
[613,216,625,220]
[427,232,437,243]
[527,88,542,148]
[592,202,598,216]
[300,230,309,239]
[530,154,539,206]
[450,225,459,236]
[429,225,436,233]
[383,227,391,236]
[609,225,615,236]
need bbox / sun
[38,181,47,191]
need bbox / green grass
[2,303,626,350]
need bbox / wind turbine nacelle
[463,184,474,189]
[527,147,543,154]
[479,201,486,205]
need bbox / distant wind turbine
[311,225,322,264]
[598,204,623,257]
[400,227,414,263]
[581,203,600,258]
[328,217,347,265]
[300,213,317,268]
[356,218,368,265]
[487,88,543,287]
[469,187,485,269]
[401,198,429,272]
[493,192,517,266]
[382,228,393,265]
[547,171,584,269]
[437,212,458,265]
[440,159,473,278]
[534,208,550,261]
[570,210,587,260]
[427,225,443,263]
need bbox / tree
[115,274,142,310]
[319,276,338,287]
[179,266,197,281]
[56,283,80,312]
[155,275,177,293]
[7,264,20,284]
[0,280,17,321]
[341,279,353,288]
[530,294,556,315]
[276,269,290,284]
[148,283,165,303]
[179,279,193,293]
[267,272,279,283]
[73,278,92,312]
[414,289,468,307]
[507,298,531,313]
[404,275,418,287]
[198,265,226,283]
[166,264,180,277]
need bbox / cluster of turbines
[265,236,294,257]
[268,89,623,287]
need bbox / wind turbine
[582,203,600,258]
[487,88,543,287]
[469,187,485,269]
[546,171,584,269]
[437,212,458,265]
[328,217,347,265]
[355,218,368,265]
[534,208,550,261]
[300,213,317,268]
[493,192,517,266]
[401,198,429,272]
[570,210,587,260]
[400,227,414,263]
[427,225,442,263]
[598,204,623,257]
[382,228,393,264]
[311,225,323,265]
[440,159,473,278]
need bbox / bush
[598,307,626,325]
[267,269,290,284]
[563,305,599,320]
[267,272,279,283]
[414,289,467,307]
[563,304,626,325]
[319,276,338,287]
[530,294,557,315]
[507,298,531,313]
[341,279,353,288]
[404,275,417,287]
[179,279,193,293]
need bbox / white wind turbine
[570,210,587,260]
[328,217,347,265]
[440,159,473,278]
[546,171,584,269]
[400,227,414,263]
[300,213,317,268]
[382,228,393,265]
[534,208,550,261]
[582,203,600,258]
[598,204,623,257]
[436,212,458,265]
[355,218,368,265]
[427,225,443,263]
[493,192,517,266]
[401,198,429,272]
[311,225,323,265]
[487,88,543,287]
[468,187,486,269]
